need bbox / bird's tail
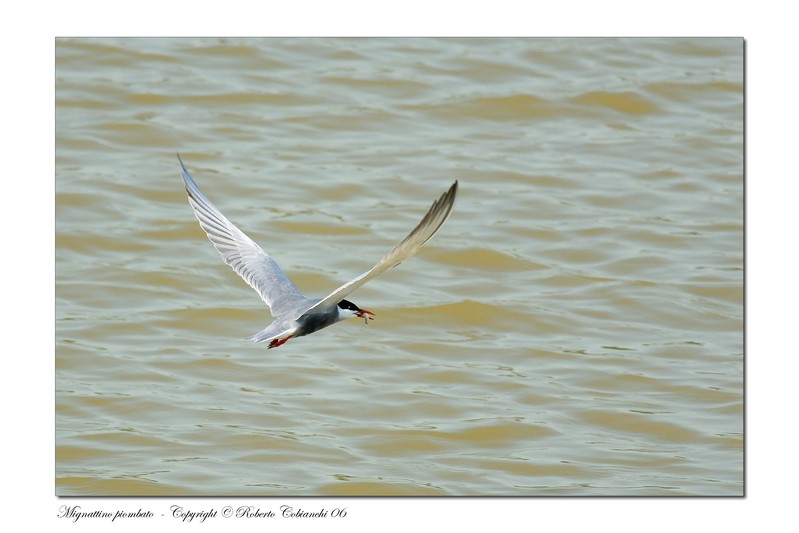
[245,324,296,345]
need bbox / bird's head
[337,299,375,324]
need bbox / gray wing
[179,155,307,317]
[303,180,458,315]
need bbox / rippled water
[55,37,743,496]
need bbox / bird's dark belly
[296,312,337,337]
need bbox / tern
[179,155,458,348]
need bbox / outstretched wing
[179,155,307,317]
[303,180,458,315]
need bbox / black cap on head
[338,299,360,311]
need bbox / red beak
[357,308,375,322]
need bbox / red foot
[268,335,292,349]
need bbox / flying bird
[179,155,458,348]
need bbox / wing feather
[178,155,307,317]
[303,180,458,314]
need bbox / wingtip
[447,180,459,204]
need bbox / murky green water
[56,37,743,496]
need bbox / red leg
[268,335,292,349]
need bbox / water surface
[55,37,743,496]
